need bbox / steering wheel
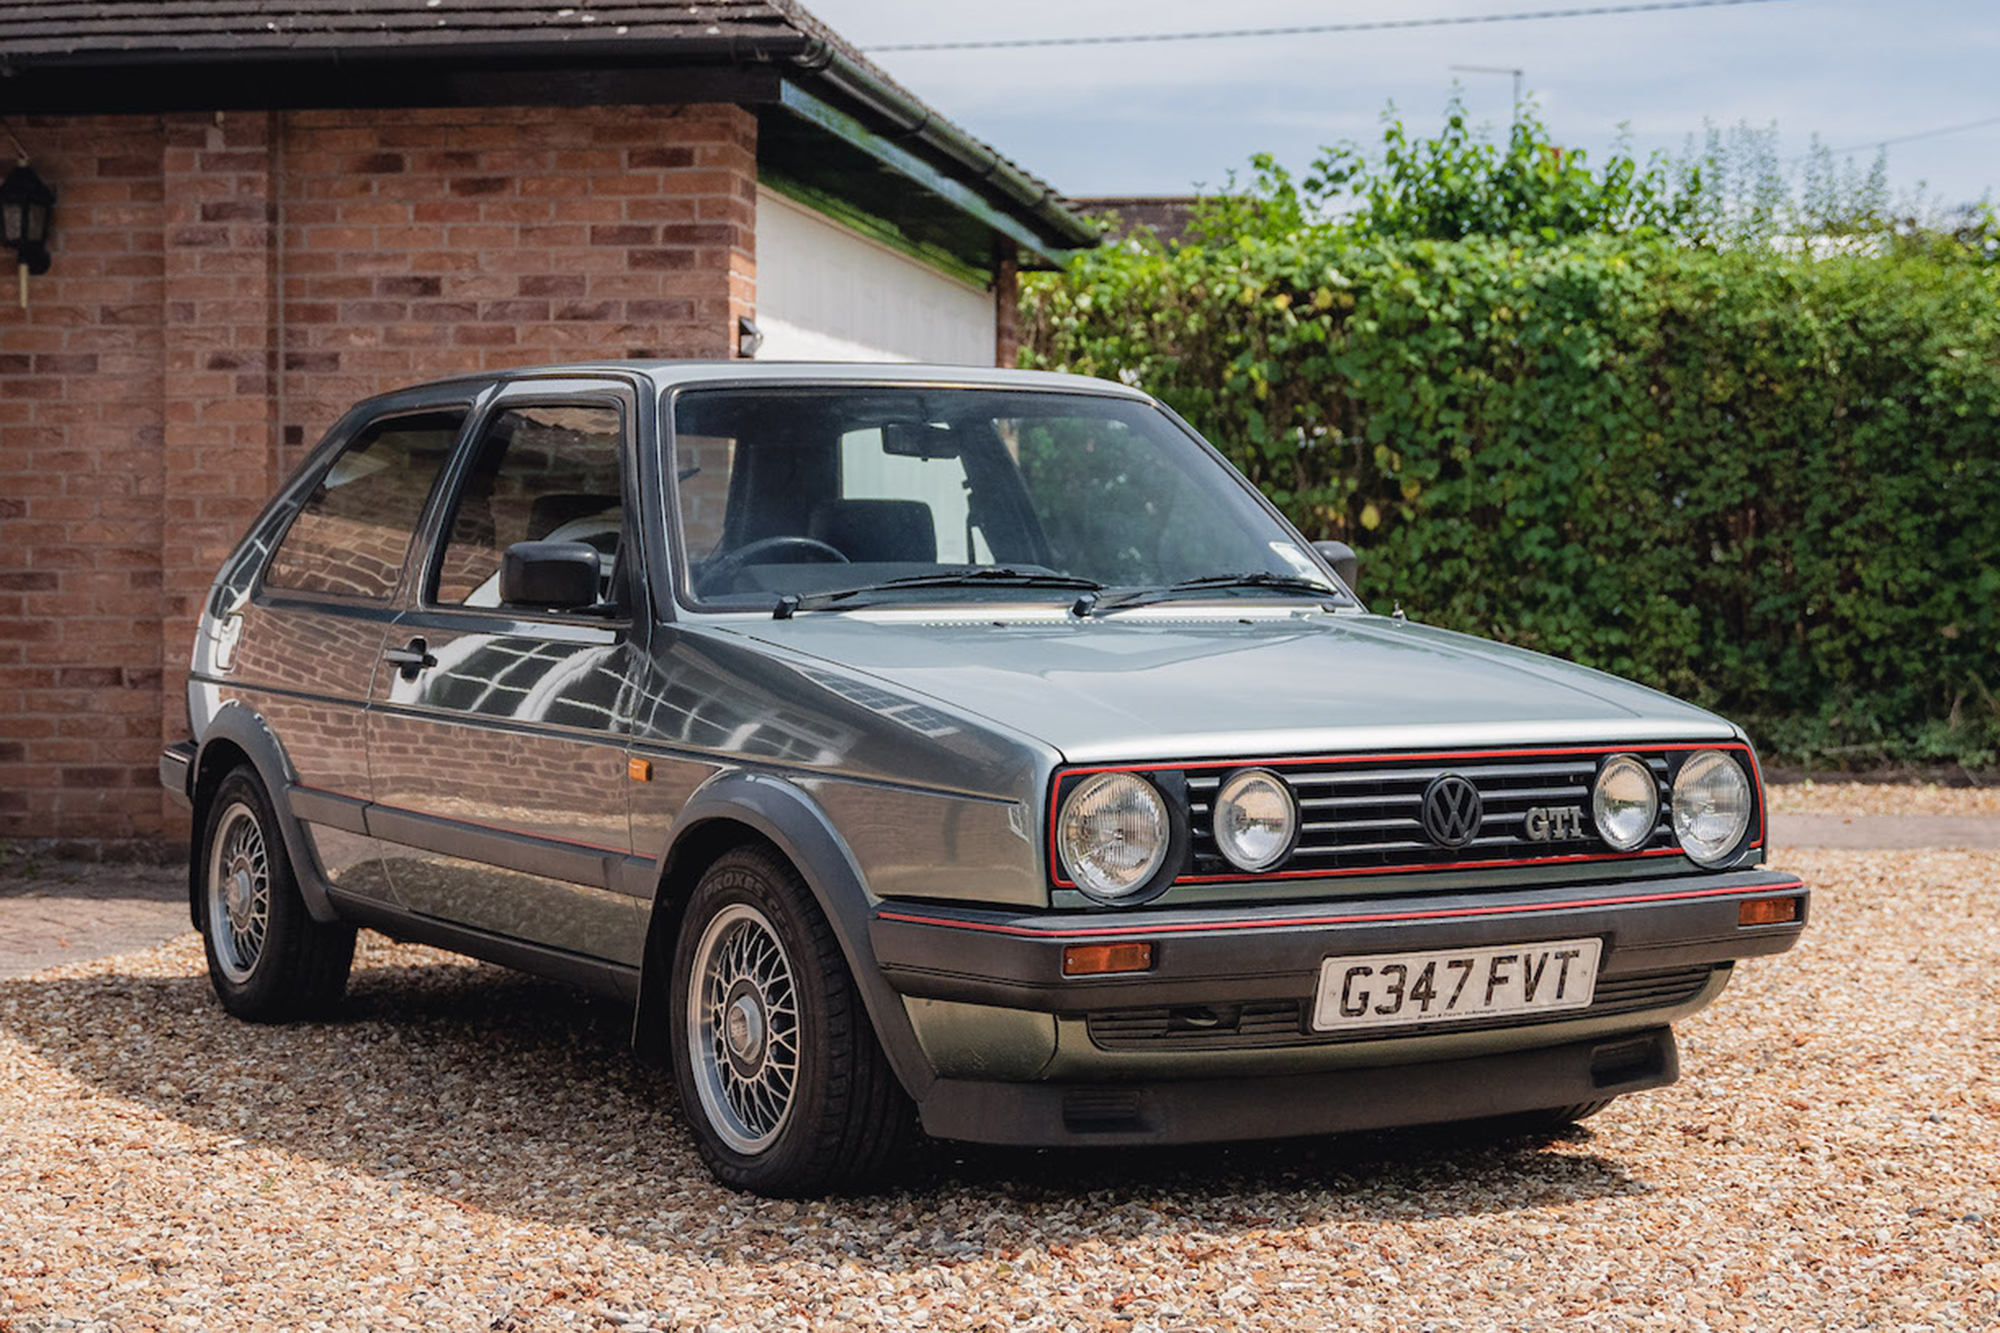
[697,535,850,595]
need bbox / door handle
[383,636,438,681]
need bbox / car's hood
[719,610,1736,764]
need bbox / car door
[233,401,471,903]
[365,379,647,967]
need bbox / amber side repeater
[628,757,653,783]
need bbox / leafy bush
[1022,108,2000,768]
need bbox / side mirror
[1312,540,1360,592]
[501,540,601,611]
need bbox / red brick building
[0,1,1096,853]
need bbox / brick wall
[161,110,284,795]
[0,103,758,850]
[274,103,757,471]
[0,116,168,848]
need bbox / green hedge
[1021,232,2000,767]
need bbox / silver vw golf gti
[164,362,1807,1195]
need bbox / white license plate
[1311,937,1602,1032]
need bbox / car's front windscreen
[668,386,1347,612]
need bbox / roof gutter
[786,39,1099,253]
[0,28,1098,253]
[0,33,813,73]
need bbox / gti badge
[1525,806,1587,841]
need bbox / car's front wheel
[199,766,356,1021]
[668,846,910,1195]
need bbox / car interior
[436,404,627,610]
[680,395,1063,602]
[671,388,1321,607]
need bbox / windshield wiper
[776,568,1106,618]
[1090,572,1351,615]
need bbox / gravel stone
[1,842,1994,1328]
[1767,781,2000,818]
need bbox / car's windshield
[668,386,1342,610]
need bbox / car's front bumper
[870,868,1806,1145]
[917,1025,1683,1146]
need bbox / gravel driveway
[3,845,1995,1331]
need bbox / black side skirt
[325,889,639,1001]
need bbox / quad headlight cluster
[1058,747,1755,901]
[1056,764,1303,900]
[1589,748,1753,865]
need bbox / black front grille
[1084,965,1724,1051]
[1186,750,1678,879]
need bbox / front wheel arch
[631,776,936,1104]
[633,815,778,1060]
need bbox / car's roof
[379,360,1153,402]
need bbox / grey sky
[812,0,1999,214]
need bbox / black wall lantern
[1,159,55,309]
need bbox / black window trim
[416,390,639,628]
[254,399,477,610]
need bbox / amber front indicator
[1063,942,1155,976]
[1739,897,1799,927]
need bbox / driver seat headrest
[807,499,937,564]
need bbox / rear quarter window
[264,409,465,601]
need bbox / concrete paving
[0,813,1995,980]
[0,860,187,980]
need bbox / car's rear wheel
[669,845,910,1195]
[199,766,355,1021]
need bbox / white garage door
[753,187,998,365]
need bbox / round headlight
[1592,754,1659,852]
[1058,772,1170,899]
[1213,768,1297,872]
[1671,750,1753,865]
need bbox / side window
[432,403,625,608]
[265,409,465,601]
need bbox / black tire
[198,766,356,1021]
[668,845,912,1196]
